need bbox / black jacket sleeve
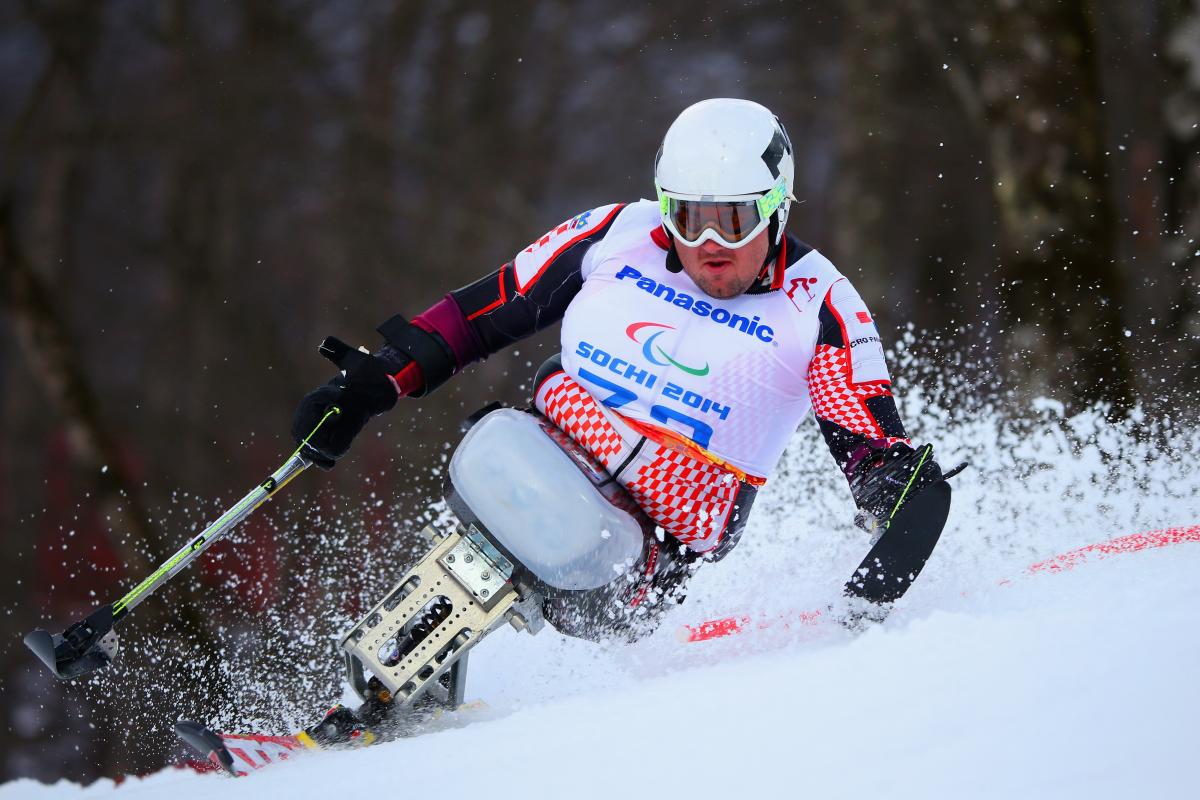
[448,204,627,358]
[807,280,910,474]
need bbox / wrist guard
[375,313,457,397]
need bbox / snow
[4,387,1199,798]
[4,542,1197,799]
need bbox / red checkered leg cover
[536,371,741,552]
[536,372,626,464]
[623,449,739,550]
[808,343,902,442]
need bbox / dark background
[1,0,1197,784]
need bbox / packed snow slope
[5,537,1198,799]
[5,365,1199,798]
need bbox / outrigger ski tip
[175,720,238,776]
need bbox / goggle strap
[659,179,787,226]
[755,179,788,220]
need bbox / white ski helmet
[654,98,795,252]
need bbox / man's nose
[699,239,727,255]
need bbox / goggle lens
[667,198,764,245]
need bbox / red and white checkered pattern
[807,344,891,439]
[625,449,740,549]
[536,371,740,551]
[538,373,625,462]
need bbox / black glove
[846,441,944,537]
[291,345,405,469]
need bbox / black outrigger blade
[843,479,953,605]
[24,604,120,680]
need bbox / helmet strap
[752,215,789,291]
[757,215,782,286]
[764,215,780,265]
[664,233,685,273]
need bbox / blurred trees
[907,0,1133,405]
[0,0,1195,784]
[1164,0,1200,377]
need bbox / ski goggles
[656,178,789,250]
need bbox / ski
[176,720,319,776]
[176,700,492,777]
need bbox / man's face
[676,229,770,299]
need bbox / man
[293,98,947,638]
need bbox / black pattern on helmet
[760,123,793,180]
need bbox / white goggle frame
[656,178,790,250]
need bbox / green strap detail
[114,492,261,613]
[112,407,342,614]
[292,406,341,459]
[886,444,932,526]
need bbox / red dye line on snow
[677,523,1200,644]
[1025,525,1200,574]
[679,608,823,644]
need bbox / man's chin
[694,275,752,299]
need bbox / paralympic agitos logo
[626,322,710,376]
